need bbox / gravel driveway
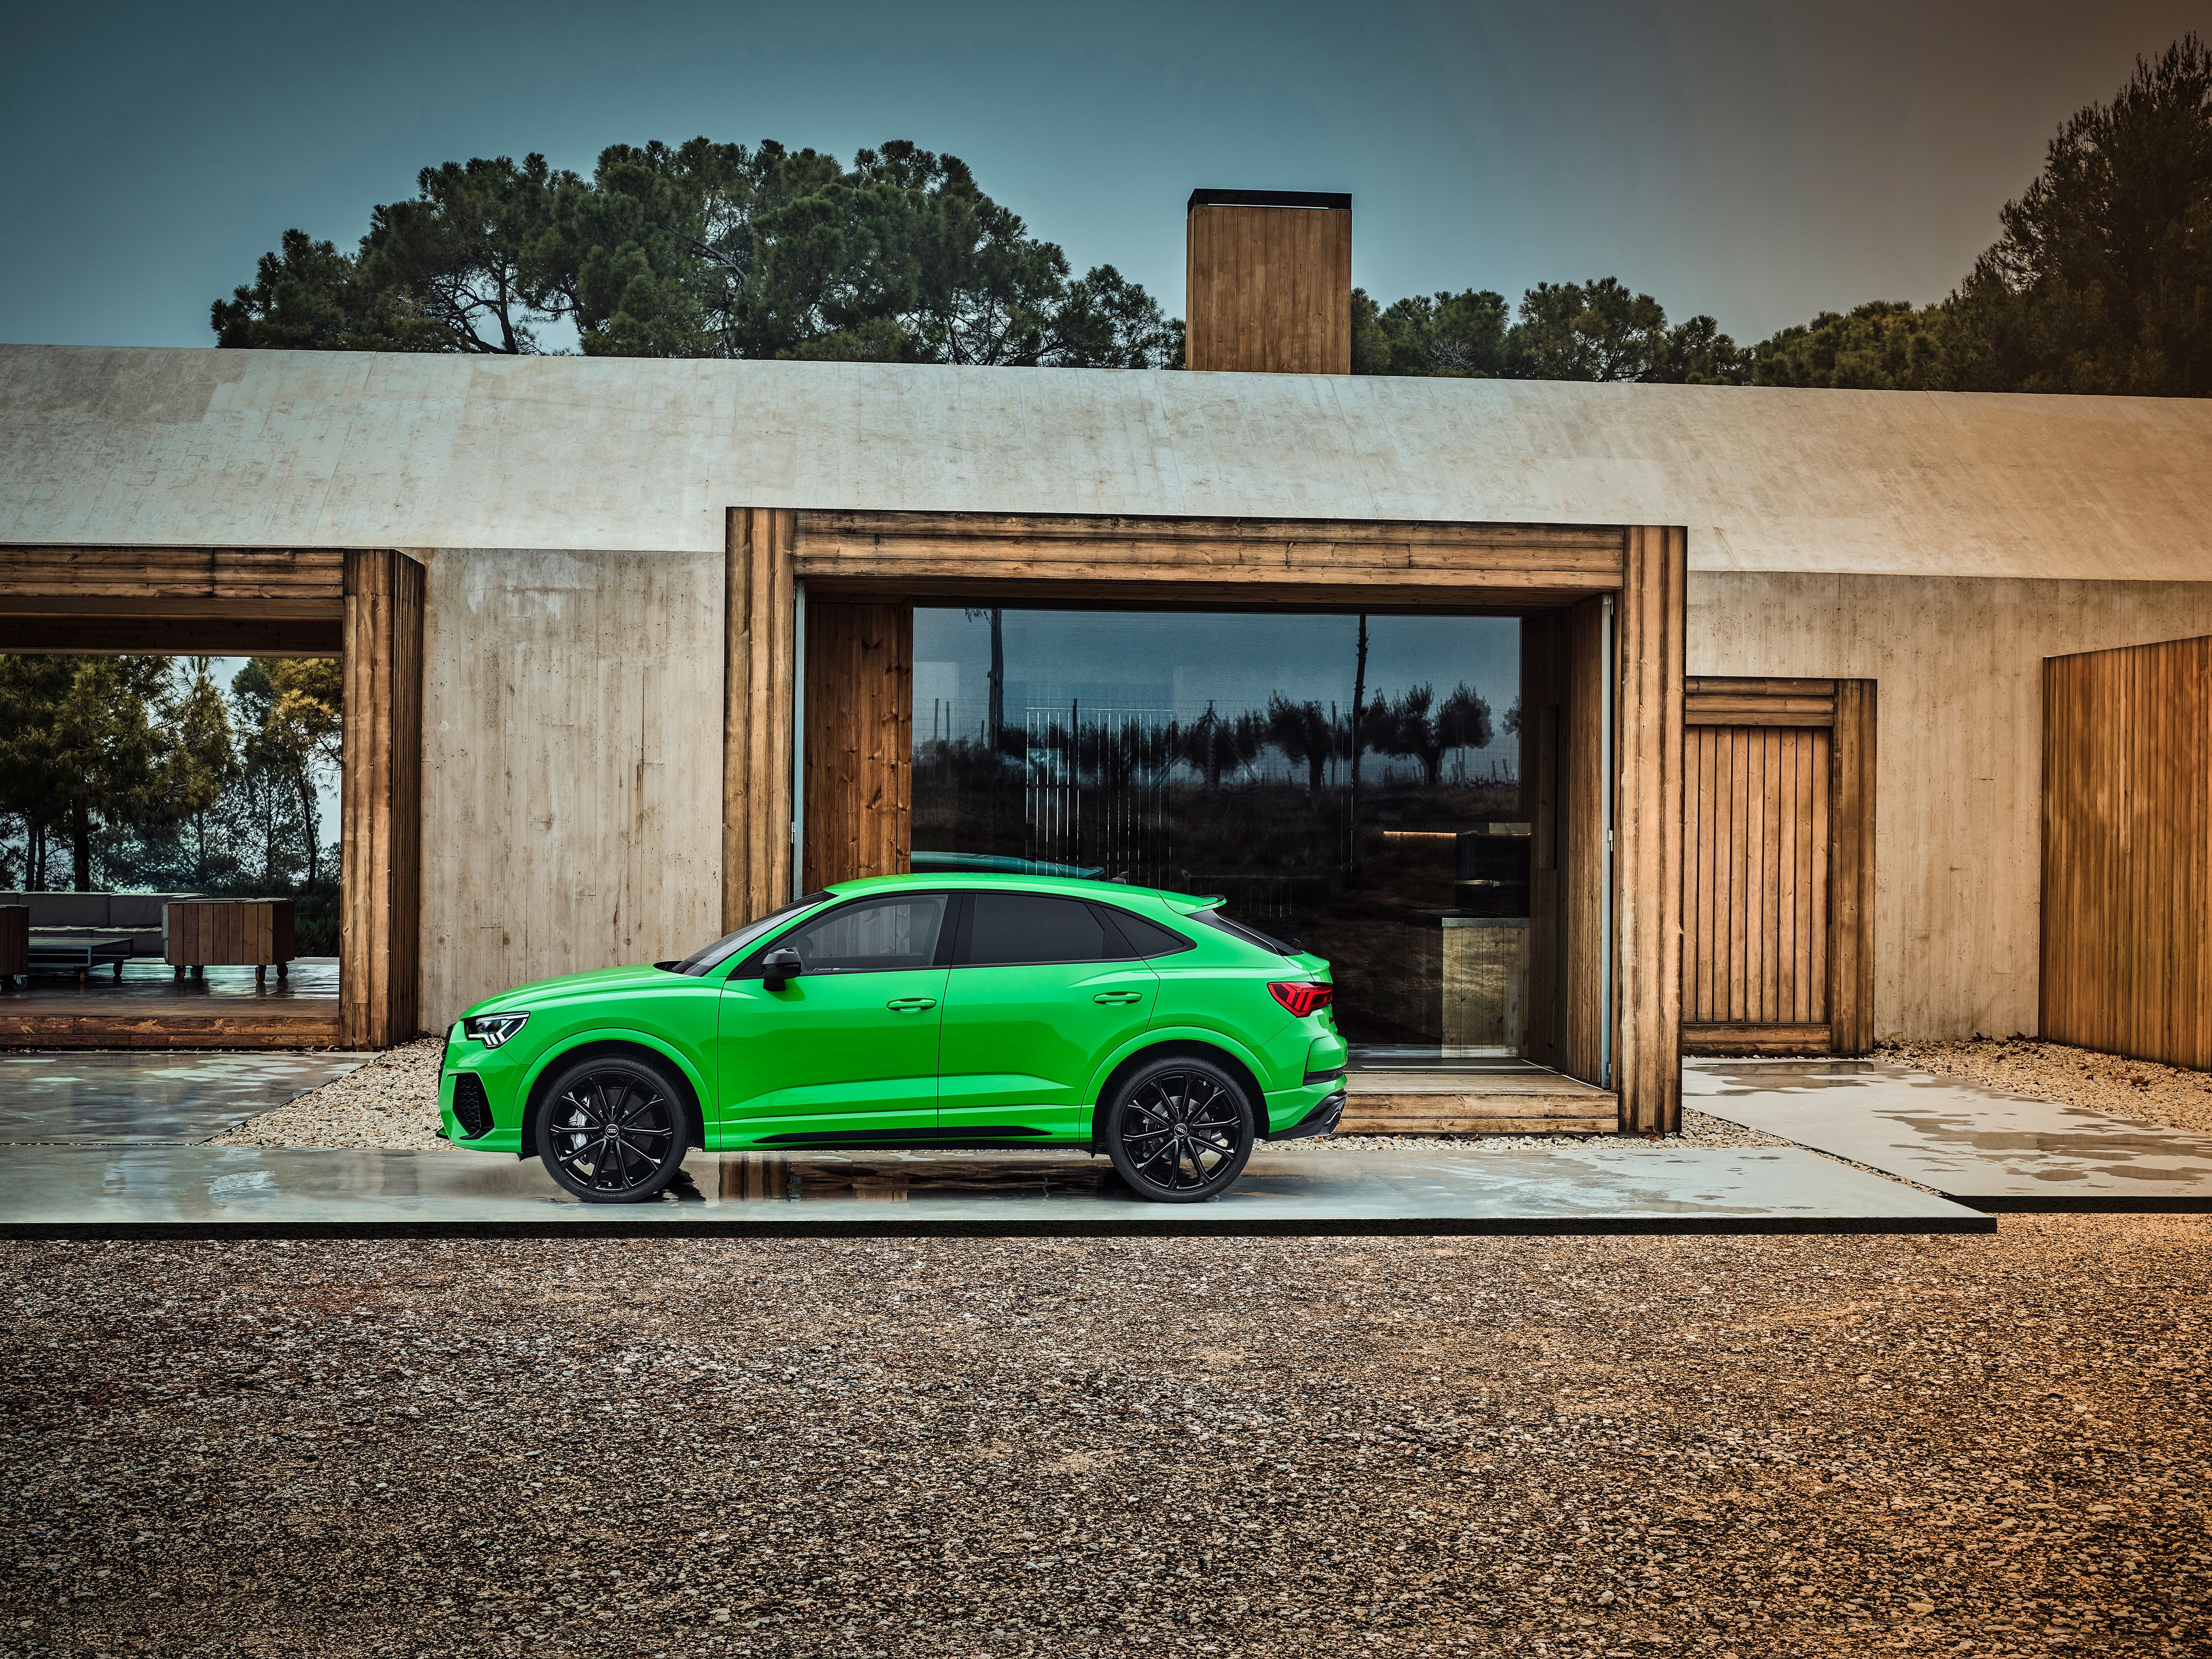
[4,1219,2205,1656]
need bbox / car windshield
[666,892,832,976]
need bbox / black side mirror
[760,947,803,990]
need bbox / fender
[518,1026,715,1142]
[1084,1022,1276,1107]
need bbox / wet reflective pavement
[1688,1059,2212,1211]
[0,1140,1986,1236]
[0,1050,368,1144]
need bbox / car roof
[821,870,1203,907]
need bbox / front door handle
[885,997,938,1013]
[1092,991,1144,1005]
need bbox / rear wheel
[534,1055,688,1203]
[1103,1056,1254,1203]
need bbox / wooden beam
[791,510,1626,599]
[0,1013,344,1050]
[1682,1022,1830,1056]
[1828,678,1878,1055]
[725,509,797,927]
[0,546,345,611]
[1615,525,1687,1134]
[339,549,424,1049]
[1686,678,1836,727]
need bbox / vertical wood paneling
[340,548,424,1048]
[1682,675,1871,1055]
[1185,204,1353,373]
[1615,525,1687,1135]
[1561,596,1607,1088]
[803,602,914,890]
[2042,634,2211,1071]
[726,508,797,927]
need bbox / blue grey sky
[5,1,2200,350]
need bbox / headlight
[463,1012,530,1048]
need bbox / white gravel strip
[209,1036,446,1149]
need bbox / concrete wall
[419,549,724,1030]
[1690,574,2212,1043]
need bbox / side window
[961,893,1123,966]
[767,895,947,974]
[1095,905,1195,959]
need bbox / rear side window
[960,893,1123,966]
[1095,906,1195,959]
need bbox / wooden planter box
[0,907,26,979]
[165,899,297,978]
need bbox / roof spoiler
[1163,894,1229,914]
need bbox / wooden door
[1683,678,1875,1055]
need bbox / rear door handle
[1093,991,1144,1005]
[885,997,938,1013]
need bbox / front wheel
[1103,1057,1255,1203]
[535,1056,689,1203]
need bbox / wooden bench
[164,899,297,983]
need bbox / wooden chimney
[1184,189,1353,373]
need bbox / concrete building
[5,195,2209,1123]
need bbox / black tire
[534,1055,688,1203]
[1103,1055,1255,1203]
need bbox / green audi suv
[438,873,1348,1203]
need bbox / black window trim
[725,889,959,980]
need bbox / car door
[936,891,1160,1139]
[715,891,951,1145]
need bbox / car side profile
[437,873,1348,1202]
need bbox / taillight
[1268,981,1334,1018]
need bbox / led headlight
[463,1011,530,1049]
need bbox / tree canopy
[214,37,2209,396]
[214,139,1180,368]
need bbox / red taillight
[1268,981,1334,1018]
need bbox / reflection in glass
[912,608,1528,1055]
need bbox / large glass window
[912,608,1529,1055]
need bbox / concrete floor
[0,1049,366,1144]
[0,1140,1985,1236]
[1688,1058,2212,1211]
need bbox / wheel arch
[1088,1038,1269,1149]
[518,1035,708,1159]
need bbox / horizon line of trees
[214,36,2210,398]
[0,654,339,903]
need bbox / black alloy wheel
[534,1056,688,1202]
[1104,1056,1255,1202]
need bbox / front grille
[452,1073,493,1139]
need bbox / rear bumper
[1266,1086,1346,1142]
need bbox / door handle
[885,997,938,1013]
[1092,991,1144,1005]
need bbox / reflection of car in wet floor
[436,873,1350,1205]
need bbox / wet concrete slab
[0,1051,369,1144]
[0,1141,1987,1237]
[1687,1059,2212,1212]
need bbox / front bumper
[440,1034,526,1154]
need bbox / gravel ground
[4,1221,2206,1658]
[208,1038,446,1150]
[1874,1039,2212,1137]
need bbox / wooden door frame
[0,545,423,1049]
[726,508,1688,1133]
[1680,675,1876,1056]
